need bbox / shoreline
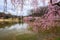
[0,18,20,23]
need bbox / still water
[0,23,35,40]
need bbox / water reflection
[0,23,32,37]
[0,22,17,28]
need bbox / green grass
[28,27,33,31]
[16,34,37,40]
[55,37,60,40]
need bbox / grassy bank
[16,33,37,40]
[0,18,21,23]
[27,26,60,40]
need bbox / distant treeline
[0,12,21,19]
[29,6,48,17]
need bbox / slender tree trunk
[3,0,7,22]
[4,0,7,12]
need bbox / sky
[0,0,49,16]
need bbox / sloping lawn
[16,34,37,40]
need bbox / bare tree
[11,0,24,23]
[4,0,7,12]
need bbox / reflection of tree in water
[0,22,17,28]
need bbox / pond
[0,22,60,40]
[0,23,36,40]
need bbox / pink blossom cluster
[29,2,60,32]
[23,1,60,32]
[35,3,60,31]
